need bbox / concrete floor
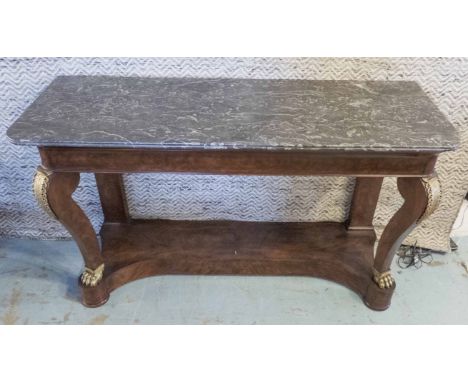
[1,202,468,324]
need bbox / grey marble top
[7,76,458,152]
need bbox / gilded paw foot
[373,268,395,289]
[81,264,105,287]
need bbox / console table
[7,76,458,310]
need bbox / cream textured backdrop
[0,57,467,252]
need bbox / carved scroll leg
[34,166,109,307]
[363,174,441,311]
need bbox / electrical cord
[396,200,468,268]
[397,242,433,269]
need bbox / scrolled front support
[364,174,441,310]
[33,165,109,306]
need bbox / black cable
[397,242,433,269]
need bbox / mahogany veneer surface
[101,220,375,297]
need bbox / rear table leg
[95,173,129,223]
[347,177,383,231]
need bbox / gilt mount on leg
[33,166,57,219]
[373,268,395,289]
[418,175,441,223]
[81,264,105,287]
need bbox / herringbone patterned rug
[1,58,467,252]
